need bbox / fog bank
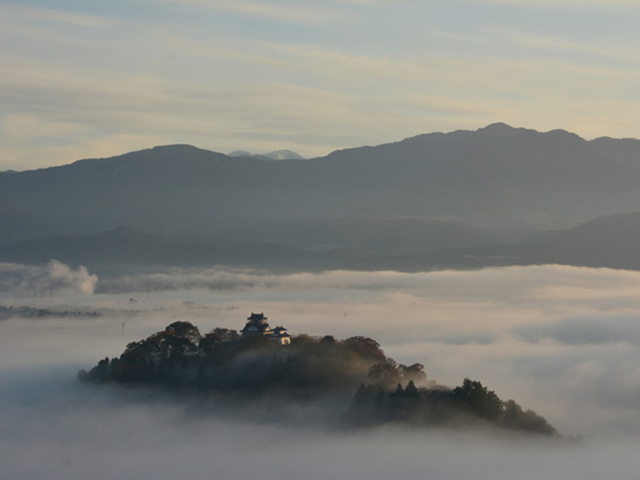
[0,260,97,297]
[2,264,640,477]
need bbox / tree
[199,328,237,352]
[368,361,402,387]
[166,321,202,344]
[211,328,240,343]
[453,378,503,420]
[394,383,405,396]
[400,363,427,385]
[343,336,385,362]
[503,400,557,435]
[404,380,420,398]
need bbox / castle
[240,312,291,345]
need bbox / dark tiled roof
[241,313,290,340]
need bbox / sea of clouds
[2,262,640,478]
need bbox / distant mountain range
[228,149,306,160]
[364,211,640,272]
[0,227,322,273]
[2,211,640,273]
[2,123,640,272]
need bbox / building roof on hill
[242,312,273,335]
[272,326,291,338]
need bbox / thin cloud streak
[1,2,640,169]
[477,0,639,8]
[158,0,345,24]
[0,5,119,29]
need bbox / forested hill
[79,320,559,437]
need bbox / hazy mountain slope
[590,137,640,168]
[218,216,496,254]
[512,211,640,269]
[0,144,280,239]
[325,211,640,272]
[0,219,491,272]
[0,227,322,272]
[0,211,56,246]
[394,211,640,272]
[229,150,305,160]
[3,124,640,245]
[317,124,640,225]
[3,212,640,273]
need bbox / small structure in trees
[241,312,291,345]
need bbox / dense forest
[79,319,557,436]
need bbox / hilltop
[79,314,559,437]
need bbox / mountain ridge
[6,123,635,175]
[2,123,640,246]
[4,210,640,273]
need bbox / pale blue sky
[1,0,639,170]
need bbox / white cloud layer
[3,264,640,477]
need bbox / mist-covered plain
[3,262,640,478]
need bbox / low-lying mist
[2,263,640,478]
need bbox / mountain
[228,150,252,157]
[228,149,305,160]
[260,150,306,160]
[386,211,640,272]
[0,220,493,273]
[218,215,496,254]
[590,137,640,167]
[510,211,640,269]
[3,211,640,272]
[3,124,640,247]
[0,226,323,272]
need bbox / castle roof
[241,313,290,344]
[241,312,272,335]
[272,326,290,336]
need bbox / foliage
[78,320,558,436]
[350,376,558,436]
[79,322,396,396]
[453,378,504,420]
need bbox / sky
[1,0,640,170]
[3,263,640,477]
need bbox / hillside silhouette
[79,315,558,437]
[4,124,640,248]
